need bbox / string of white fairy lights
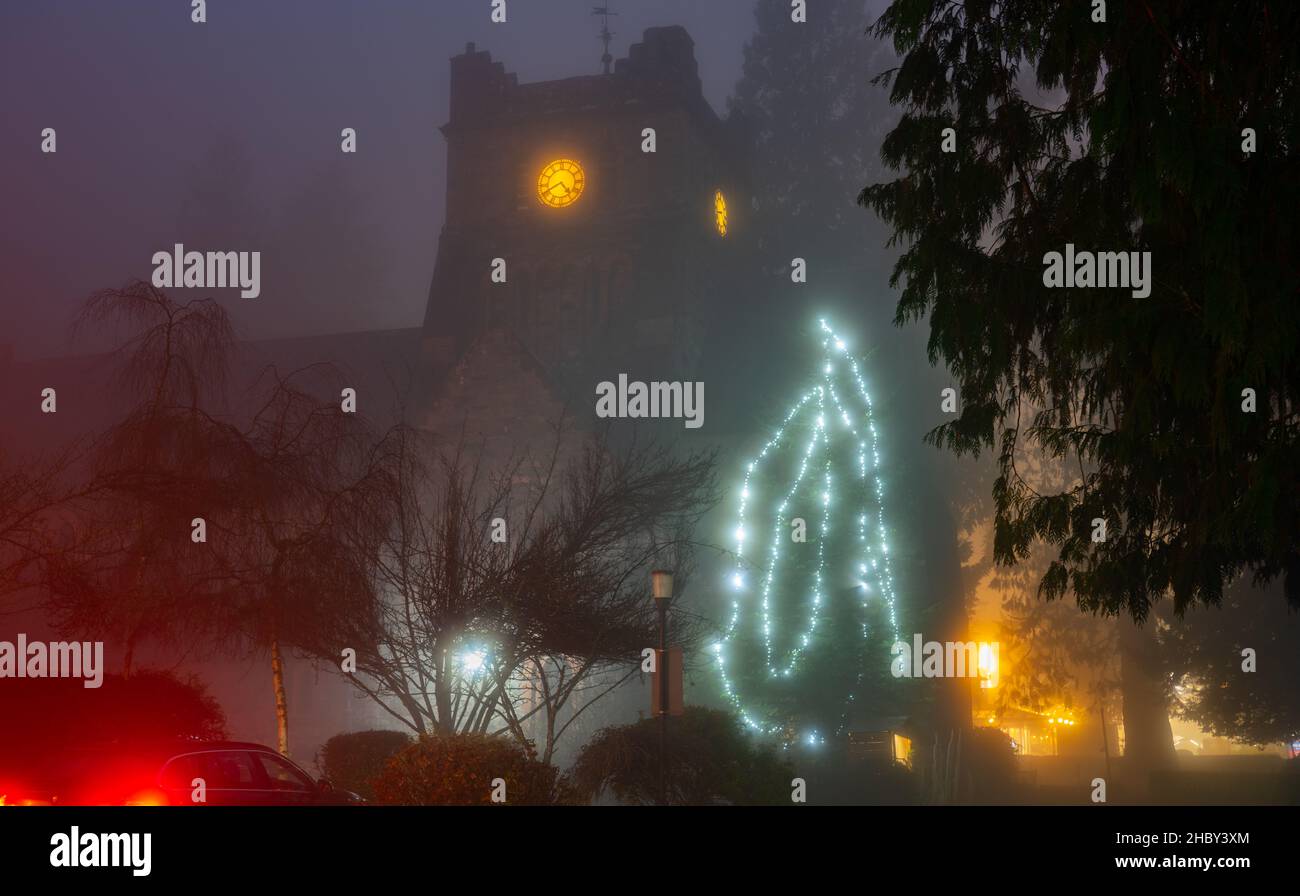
[714,319,901,741]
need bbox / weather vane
[592,4,617,75]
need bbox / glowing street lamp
[459,648,487,674]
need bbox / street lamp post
[651,569,673,806]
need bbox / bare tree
[300,423,717,764]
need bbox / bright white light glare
[459,648,487,673]
[731,573,744,589]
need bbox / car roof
[157,740,278,752]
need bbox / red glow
[123,786,170,807]
[0,784,54,807]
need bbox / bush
[566,707,795,805]
[963,726,1021,803]
[316,730,412,801]
[371,733,565,805]
[800,750,917,806]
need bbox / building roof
[444,26,725,144]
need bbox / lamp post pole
[652,570,673,806]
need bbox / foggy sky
[1,0,758,360]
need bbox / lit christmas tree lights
[715,319,902,740]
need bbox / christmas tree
[715,320,903,744]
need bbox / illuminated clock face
[714,190,728,236]
[537,159,585,208]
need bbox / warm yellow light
[714,190,728,236]
[537,159,585,208]
[977,642,999,688]
[892,733,913,768]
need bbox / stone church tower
[421,27,753,449]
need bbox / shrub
[371,733,564,805]
[963,726,1021,803]
[316,730,413,800]
[801,750,917,806]
[566,707,795,805]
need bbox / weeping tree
[45,282,237,675]
[210,366,390,757]
[45,283,383,757]
[861,0,1299,774]
[301,424,717,765]
[0,444,87,614]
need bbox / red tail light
[123,787,169,807]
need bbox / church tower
[422,26,752,425]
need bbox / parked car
[0,739,362,806]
